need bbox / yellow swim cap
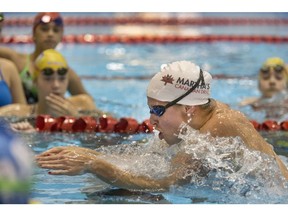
[263,57,285,67]
[260,57,288,84]
[34,49,68,80]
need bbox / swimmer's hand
[10,121,36,133]
[45,93,78,117]
[36,146,100,175]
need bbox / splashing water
[92,122,288,203]
[173,123,288,203]
[95,135,171,179]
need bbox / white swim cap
[147,60,212,106]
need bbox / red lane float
[2,34,288,44]
[250,120,288,131]
[36,115,288,133]
[4,17,288,27]
[35,115,153,134]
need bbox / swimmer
[36,60,288,191]
[240,57,288,119]
[0,12,89,104]
[0,12,26,106]
[0,49,103,118]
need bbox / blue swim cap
[0,119,33,204]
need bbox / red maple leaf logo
[161,74,174,85]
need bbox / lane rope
[35,115,153,134]
[35,115,288,134]
[2,34,288,44]
[4,17,288,26]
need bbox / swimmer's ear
[184,106,195,113]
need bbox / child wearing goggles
[240,57,288,119]
[0,49,103,118]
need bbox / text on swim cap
[160,74,210,94]
[176,77,210,89]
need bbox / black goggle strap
[164,68,204,109]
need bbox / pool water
[9,42,288,122]
[3,13,288,204]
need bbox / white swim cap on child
[147,60,212,106]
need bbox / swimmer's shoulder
[203,100,247,136]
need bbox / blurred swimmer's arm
[46,93,105,117]
[239,97,258,106]
[0,46,20,63]
[0,104,31,117]
[68,94,106,116]
[67,68,89,96]
[10,121,36,133]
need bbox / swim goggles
[260,65,285,80]
[41,67,68,76]
[149,69,204,117]
[37,15,63,27]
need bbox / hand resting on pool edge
[36,60,288,191]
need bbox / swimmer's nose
[268,81,276,87]
[149,114,158,127]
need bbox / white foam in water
[96,136,171,180]
[175,123,288,203]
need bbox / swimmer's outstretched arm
[36,146,187,191]
[88,152,206,191]
[85,157,177,191]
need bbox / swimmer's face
[258,65,287,98]
[147,97,186,145]
[35,67,69,100]
[33,22,63,50]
